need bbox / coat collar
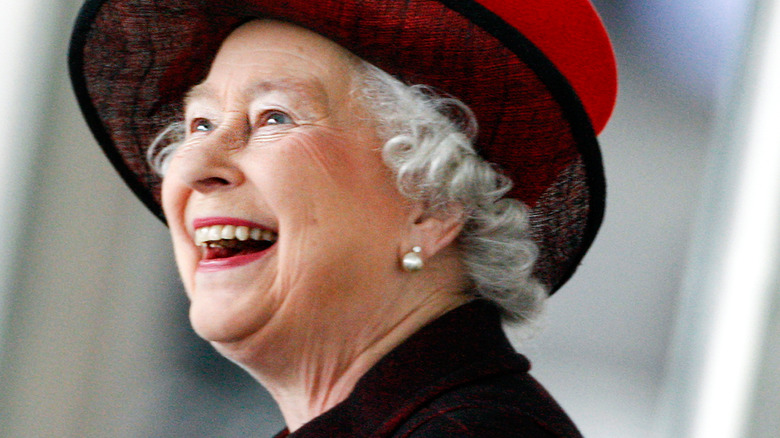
[277,300,529,437]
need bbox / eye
[190,118,214,133]
[259,110,294,127]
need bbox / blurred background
[1,0,779,437]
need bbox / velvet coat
[273,301,582,437]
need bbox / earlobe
[406,204,466,260]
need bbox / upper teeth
[195,225,277,247]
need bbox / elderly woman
[70,0,616,436]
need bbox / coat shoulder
[390,373,582,438]
[397,405,558,437]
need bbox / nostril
[194,176,233,192]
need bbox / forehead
[185,78,330,108]
[188,20,361,106]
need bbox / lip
[197,248,273,272]
[192,216,272,231]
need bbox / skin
[161,20,470,431]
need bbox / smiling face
[161,21,419,346]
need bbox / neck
[286,298,466,431]
[211,257,470,431]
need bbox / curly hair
[354,63,547,323]
[147,61,547,324]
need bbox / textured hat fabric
[69,0,617,293]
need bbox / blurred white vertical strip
[692,0,780,435]
[0,0,49,360]
[658,0,780,436]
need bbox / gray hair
[147,62,547,324]
[354,63,547,324]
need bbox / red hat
[68,0,617,293]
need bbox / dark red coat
[275,301,582,437]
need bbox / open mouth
[195,224,278,260]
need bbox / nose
[170,114,248,194]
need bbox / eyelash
[187,110,295,135]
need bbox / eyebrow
[184,78,330,109]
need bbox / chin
[187,295,271,344]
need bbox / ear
[404,203,466,260]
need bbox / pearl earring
[402,246,424,272]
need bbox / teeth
[207,226,222,241]
[221,225,236,240]
[235,226,249,241]
[196,227,209,244]
[194,224,277,247]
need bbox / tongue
[203,240,275,260]
[205,246,241,260]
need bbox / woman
[69,0,617,436]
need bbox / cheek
[160,177,180,220]
[160,158,190,218]
[265,129,397,207]
[247,132,353,222]
[262,131,409,261]
[160,175,197,290]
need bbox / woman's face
[162,21,416,345]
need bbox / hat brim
[69,0,613,293]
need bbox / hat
[68,0,617,293]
